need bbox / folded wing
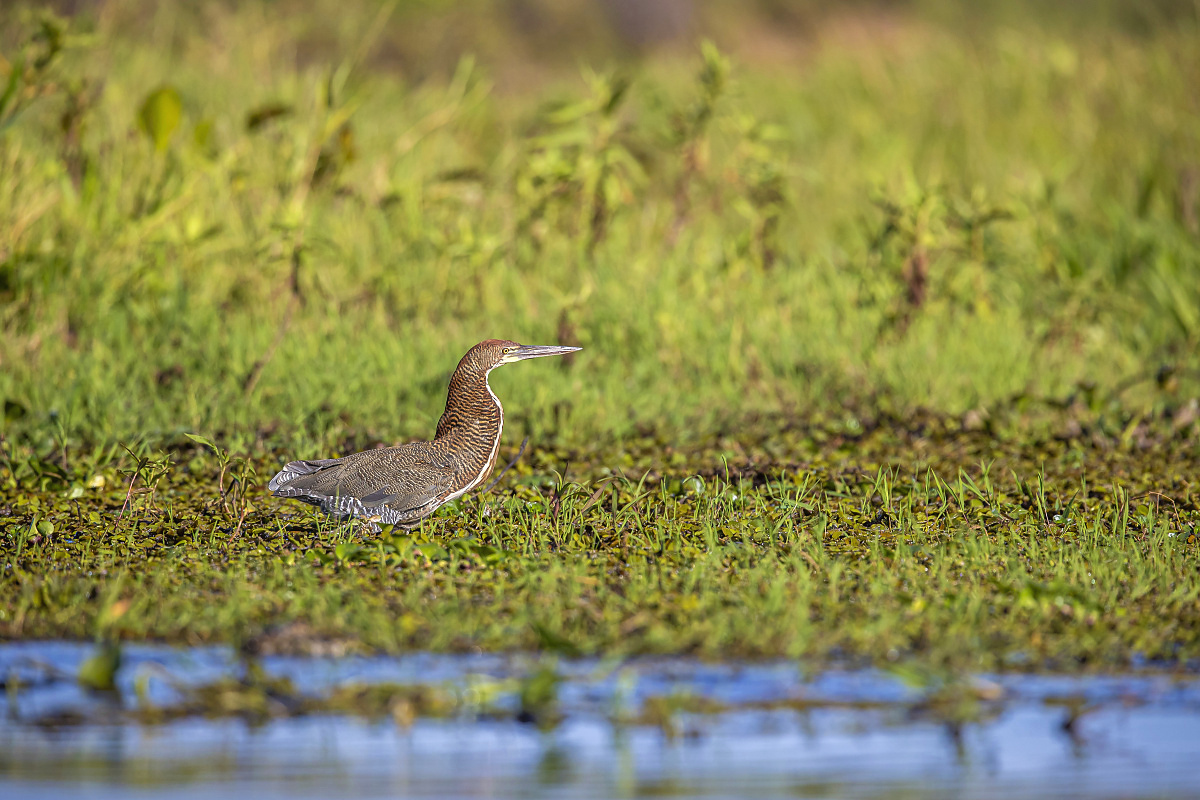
[268,446,459,520]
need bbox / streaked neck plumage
[433,357,504,496]
[435,360,502,441]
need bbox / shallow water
[1,642,1198,799]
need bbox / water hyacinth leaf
[138,85,182,152]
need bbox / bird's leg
[355,518,383,539]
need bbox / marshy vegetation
[1,0,1198,677]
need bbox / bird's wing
[271,446,459,515]
[357,479,454,513]
[355,447,460,513]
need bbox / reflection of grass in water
[0,639,1179,748]
[0,3,1197,670]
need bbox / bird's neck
[434,364,503,442]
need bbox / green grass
[0,1,1198,671]
[1,422,1197,669]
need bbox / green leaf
[138,85,182,152]
[468,543,508,564]
[334,542,364,562]
[36,519,54,536]
[193,118,214,154]
[416,542,449,560]
[532,622,582,657]
[78,642,121,691]
[245,102,293,131]
[3,399,28,421]
[380,533,413,555]
[0,56,23,121]
[517,662,563,727]
[304,548,331,565]
[184,433,218,453]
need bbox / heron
[267,339,580,532]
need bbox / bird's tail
[267,457,342,494]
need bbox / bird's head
[468,339,581,371]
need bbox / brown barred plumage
[267,339,580,532]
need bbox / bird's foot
[356,519,383,538]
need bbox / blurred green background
[2,0,1198,452]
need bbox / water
[2,642,1198,799]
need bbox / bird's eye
[503,347,515,354]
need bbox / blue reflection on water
[1,642,1198,799]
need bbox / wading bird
[268,339,580,533]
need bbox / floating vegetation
[0,416,1197,670]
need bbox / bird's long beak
[510,344,581,362]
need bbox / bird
[267,339,580,533]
